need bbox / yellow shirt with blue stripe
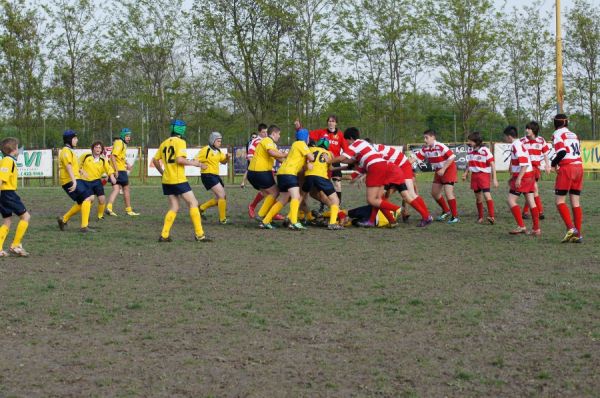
[304,146,332,179]
[249,136,277,172]
[0,155,18,191]
[59,146,81,185]
[195,145,226,175]
[79,154,114,181]
[111,139,127,171]
[277,141,310,176]
[154,136,188,185]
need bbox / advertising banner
[582,141,600,170]
[16,149,53,177]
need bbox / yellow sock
[263,201,284,224]
[217,199,227,221]
[200,198,217,212]
[258,195,276,218]
[125,206,132,212]
[329,204,339,225]
[161,210,177,238]
[298,210,305,219]
[107,203,113,212]
[63,204,81,222]
[81,200,91,228]
[11,220,29,247]
[98,203,106,218]
[189,207,204,237]
[0,225,9,249]
[289,199,300,224]
[306,211,315,221]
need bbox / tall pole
[556,0,564,113]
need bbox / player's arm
[65,162,77,192]
[330,154,356,165]
[109,149,119,176]
[490,161,498,188]
[437,152,456,176]
[178,156,206,170]
[267,148,287,159]
[151,157,164,176]
[461,169,470,181]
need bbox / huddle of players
[0,113,584,257]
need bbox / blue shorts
[87,179,105,197]
[247,171,276,190]
[112,171,129,186]
[277,174,299,192]
[62,180,93,204]
[162,182,192,196]
[201,173,224,190]
[0,191,27,218]
[302,176,336,196]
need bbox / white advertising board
[16,149,53,177]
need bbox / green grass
[0,179,599,396]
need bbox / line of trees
[0,0,598,149]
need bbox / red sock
[523,203,530,215]
[369,206,378,224]
[476,201,484,219]
[379,199,400,212]
[383,210,396,223]
[511,205,525,227]
[531,206,540,230]
[409,196,430,219]
[486,199,495,218]
[436,196,450,213]
[448,198,458,217]
[534,196,543,214]
[556,203,574,229]
[250,192,264,208]
[573,206,582,234]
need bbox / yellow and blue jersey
[111,139,127,171]
[195,146,227,175]
[59,147,81,185]
[305,146,332,179]
[154,136,188,184]
[249,137,277,172]
[79,154,114,181]
[277,141,310,176]
[0,155,18,191]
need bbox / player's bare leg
[106,184,121,216]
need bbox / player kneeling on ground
[152,119,212,243]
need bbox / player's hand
[436,168,445,176]
[493,179,499,188]
[68,181,77,193]
[545,165,551,174]
[515,177,522,188]
[110,176,117,185]
[199,163,208,170]
[461,174,467,182]
[126,163,133,171]
[306,162,314,171]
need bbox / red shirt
[308,129,349,157]
[510,139,533,175]
[246,136,262,160]
[520,136,550,167]
[374,144,408,167]
[552,127,582,166]
[466,146,494,173]
[415,141,455,170]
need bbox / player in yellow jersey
[106,128,139,216]
[0,138,31,257]
[57,130,95,233]
[152,119,211,242]
[260,129,314,230]
[247,125,287,222]
[79,141,117,220]
[196,132,231,224]
[301,137,343,230]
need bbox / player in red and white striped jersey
[414,130,459,223]
[330,127,404,227]
[550,114,584,243]
[520,121,551,219]
[461,132,498,224]
[503,126,540,236]
[371,142,431,226]
[243,124,268,218]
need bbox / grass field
[1,178,599,397]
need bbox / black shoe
[57,217,66,231]
[195,235,213,242]
[539,213,545,220]
[79,227,97,233]
[158,236,172,242]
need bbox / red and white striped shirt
[415,141,455,170]
[374,144,408,167]
[466,146,494,173]
[520,136,550,167]
[343,139,385,170]
[246,136,263,159]
[510,139,533,175]
[552,127,582,166]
